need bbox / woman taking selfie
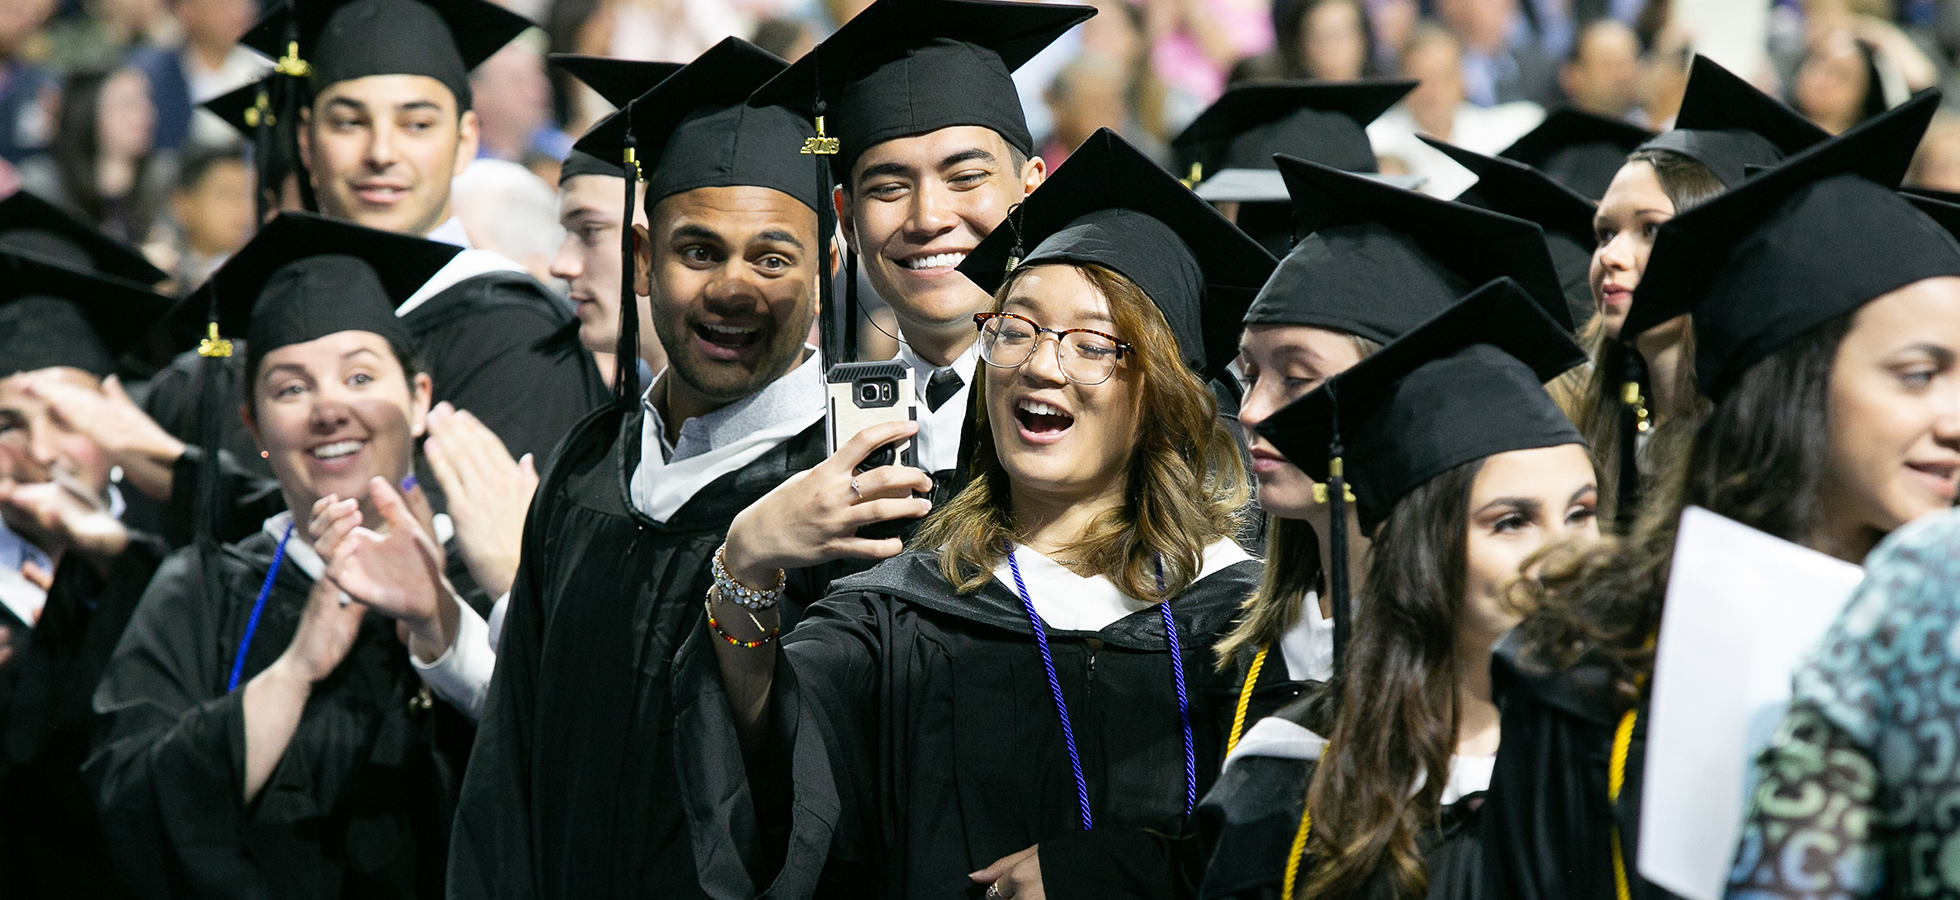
[1216,152,1572,741]
[1199,278,1598,900]
[85,217,497,898]
[702,130,1272,900]
[1481,92,1960,900]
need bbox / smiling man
[237,0,605,465]
[446,39,855,900]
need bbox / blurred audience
[1560,18,1642,121]
[149,144,251,293]
[1234,0,1375,82]
[0,0,58,165]
[1369,20,1543,197]
[18,65,173,244]
[451,158,567,292]
[1437,0,1558,107]
[129,0,265,152]
[472,34,574,165]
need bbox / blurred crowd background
[4,0,1959,304]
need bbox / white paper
[1637,506,1865,900]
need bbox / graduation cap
[0,191,166,285]
[1256,276,1585,666]
[1420,135,1598,329]
[242,0,536,111]
[1625,90,1949,401]
[1904,188,1960,239]
[1170,79,1416,182]
[1498,108,1655,200]
[1636,55,1830,188]
[202,73,316,219]
[181,211,458,379]
[550,54,685,182]
[0,254,173,377]
[568,38,815,399]
[748,0,1090,173]
[957,128,1276,382]
[1245,154,1572,346]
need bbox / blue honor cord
[1004,545,1197,832]
[227,523,294,692]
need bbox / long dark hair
[51,68,161,242]
[1513,313,1850,704]
[1301,458,1481,900]
[1578,148,1724,527]
[1274,0,1377,80]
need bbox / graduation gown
[447,401,851,900]
[1477,631,1682,900]
[731,547,1262,900]
[1196,692,1488,900]
[84,529,490,900]
[0,533,167,900]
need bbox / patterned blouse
[1727,509,1960,900]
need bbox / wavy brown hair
[1294,459,1481,900]
[1512,313,1851,704]
[1575,148,1726,528]
[913,262,1249,603]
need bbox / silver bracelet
[712,544,784,610]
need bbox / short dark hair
[840,130,1029,198]
[176,145,249,195]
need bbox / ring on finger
[849,477,862,499]
[986,885,1003,899]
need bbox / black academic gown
[447,400,854,900]
[729,548,1262,900]
[85,529,490,900]
[0,533,167,900]
[1477,631,1681,900]
[1196,693,1488,900]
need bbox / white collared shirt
[1278,591,1333,683]
[395,217,530,317]
[895,340,982,475]
[1224,716,1495,804]
[631,350,827,524]
[991,538,1254,633]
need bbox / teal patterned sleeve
[1725,511,1960,900]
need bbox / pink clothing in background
[1150,0,1273,106]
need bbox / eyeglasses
[974,312,1132,386]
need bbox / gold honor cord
[1227,645,1270,756]
[1281,784,1313,899]
[1609,708,1638,900]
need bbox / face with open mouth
[983,264,1141,506]
[248,330,431,528]
[1819,275,1960,549]
[842,126,1043,346]
[639,186,820,405]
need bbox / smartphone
[826,361,918,471]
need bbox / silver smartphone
[825,361,918,471]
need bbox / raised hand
[720,419,935,589]
[21,372,185,502]
[313,478,460,664]
[0,475,129,568]
[422,403,536,599]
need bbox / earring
[260,450,270,459]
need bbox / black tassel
[193,287,233,594]
[614,99,641,403]
[813,92,845,367]
[1326,388,1351,675]
[1615,346,1647,532]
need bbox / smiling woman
[85,229,498,898]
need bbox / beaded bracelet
[704,599,779,649]
[712,544,785,610]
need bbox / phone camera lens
[859,383,880,404]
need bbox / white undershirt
[896,341,981,474]
[1278,591,1334,683]
[991,538,1254,633]
[1225,716,1495,804]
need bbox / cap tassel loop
[1614,349,1647,532]
[1325,388,1352,676]
[811,88,847,367]
[614,100,642,403]
[193,286,231,600]
[1003,203,1027,273]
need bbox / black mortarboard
[1636,55,1829,188]
[1498,108,1655,200]
[1904,188,1960,239]
[1171,79,1416,182]
[748,0,1091,174]
[572,39,815,215]
[957,128,1277,382]
[201,74,273,139]
[0,191,166,285]
[242,0,536,111]
[202,72,316,219]
[1625,90,1949,400]
[182,212,456,381]
[1421,135,1599,328]
[1257,277,1586,534]
[0,254,172,377]
[550,55,685,182]
[1245,154,1572,345]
